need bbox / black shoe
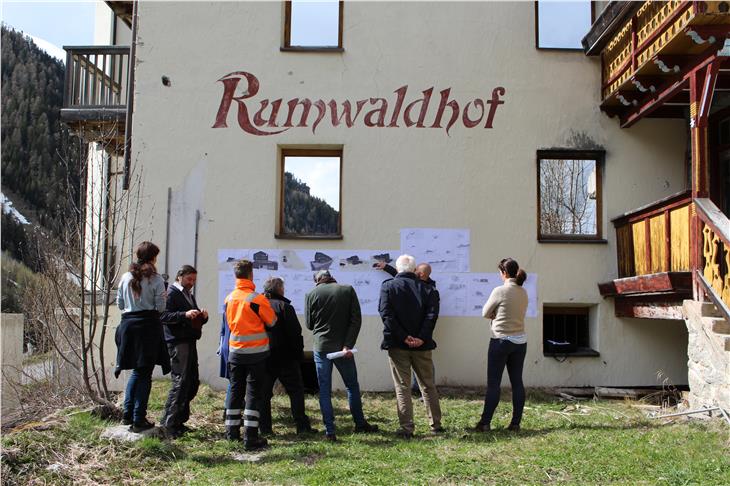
[121,416,133,426]
[130,419,155,433]
[354,422,379,433]
[296,425,319,435]
[324,433,337,442]
[507,423,521,432]
[395,428,414,439]
[165,427,185,439]
[244,436,269,451]
[431,426,446,434]
[473,422,490,433]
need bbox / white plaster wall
[125,2,689,391]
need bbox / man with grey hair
[305,270,378,441]
[379,254,442,438]
[259,276,316,435]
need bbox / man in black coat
[379,254,442,438]
[160,265,208,438]
[375,261,440,396]
[259,276,316,435]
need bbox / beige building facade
[87,1,697,392]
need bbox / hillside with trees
[1,25,81,311]
[283,171,339,234]
[1,25,80,236]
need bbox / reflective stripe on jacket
[225,279,277,356]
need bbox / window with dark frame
[535,1,594,50]
[283,0,343,51]
[278,149,342,239]
[537,149,604,242]
[543,306,599,356]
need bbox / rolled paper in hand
[326,348,358,360]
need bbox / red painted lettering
[364,98,388,127]
[485,87,505,129]
[212,72,287,135]
[430,88,460,136]
[462,99,484,128]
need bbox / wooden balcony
[585,1,730,126]
[599,191,693,319]
[61,46,130,151]
[696,198,730,319]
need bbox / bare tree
[540,158,596,236]
[22,123,145,411]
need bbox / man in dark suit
[160,265,208,438]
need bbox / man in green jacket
[305,270,378,441]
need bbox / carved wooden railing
[613,191,692,278]
[695,198,730,317]
[601,1,729,101]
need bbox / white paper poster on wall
[400,228,470,272]
[217,248,537,318]
[217,249,398,314]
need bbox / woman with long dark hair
[474,258,528,432]
[115,241,171,432]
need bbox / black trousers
[226,359,267,434]
[259,357,310,431]
[480,338,527,426]
[161,341,199,429]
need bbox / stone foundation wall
[684,302,730,413]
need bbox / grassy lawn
[2,381,728,485]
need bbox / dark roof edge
[582,1,642,56]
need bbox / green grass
[2,381,728,485]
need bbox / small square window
[283,0,343,51]
[543,306,599,357]
[535,1,593,51]
[277,149,342,239]
[537,149,604,242]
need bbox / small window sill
[538,238,607,244]
[544,349,600,358]
[275,233,343,240]
[280,46,344,53]
[536,46,585,52]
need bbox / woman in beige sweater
[474,258,528,432]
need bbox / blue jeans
[123,366,153,424]
[480,338,527,427]
[313,351,366,435]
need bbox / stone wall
[683,301,730,413]
[1,313,24,417]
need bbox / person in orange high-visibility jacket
[223,259,276,451]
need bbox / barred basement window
[535,1,593,51]
[277,148,342,239]
[543,306,599,357]
[283,0,343,51]
[537,149,605,242]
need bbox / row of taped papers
[400,228,470,273]
[218,256,537,319]
[432,273,538,318]
[218,249,399,315]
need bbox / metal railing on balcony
[62,46,130,115]
[612,190,693,278]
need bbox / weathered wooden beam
[598,272,692,297]
[614,298,686,320]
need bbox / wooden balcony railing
[62,46,130,119]
[696,198,730,317]
[612,190,692,278]
[601,1,730,102]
